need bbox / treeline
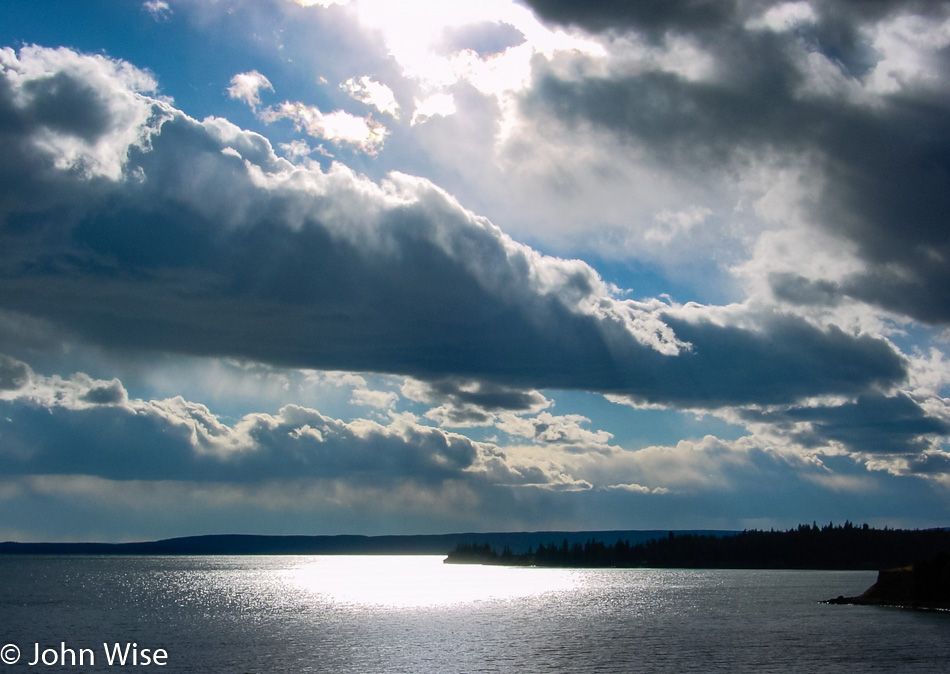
[444,522,950,570]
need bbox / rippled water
[1,555,947,673]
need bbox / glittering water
[1,555,947,673]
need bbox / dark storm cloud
[522,0,950,324]
[769,273,841,308]
[403,378,550,427]
[741,392,950,455]
[0,353,31,390]
[906,450,950,476]
[407,378,549,413]
[21,72,113,141]
[648,313,904,407]
[0,45,908,408]
[521,0,736,39]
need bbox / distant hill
[0,530,733,556]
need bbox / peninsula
[824,553,950,610]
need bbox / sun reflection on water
[283,555,578,609]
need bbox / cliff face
[826,553,950,610]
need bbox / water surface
[1,555,946,673]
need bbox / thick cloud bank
[0,45,908,409]
[0,355,520,487]
[3,351,945,537]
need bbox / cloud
[498,433,829,498]
[645,205,712,245]
[227,71,274,109]
[0,45,164,183]
[519,0,950,324]
[403,378,550,427]
[260,100,388,153]
[745,2,817,32]
[739,392,950,457]
[143,1,172,21]
[411,92,457,124]
[80,378,128,405]
[350,386,398,409]
[0,349,945,537]
[4,2,950,539]
[496,411,613,446]
[225,67,389,154]
[288,0,350,7]
[0,44,909,410]
[437,20,527,57]
[0,353,31,390]
[522,0,737,40]
[341,76,400,118]
[605,482,669,495]
[0,356,514,487]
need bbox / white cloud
[333,0,600,92]
[261,101,388,153]
[500,432,848,499]
[907,349,950,398]
[143,0,172,20]
[350,387,398,409]
[645,206,712,246]
[227,70,274,109]
[287,0,350,7]
[0,364,130,411]
[411,92,457,125]
[586,32,718,83]
[278,139,319,161]
[745,2,817,33]
[864,13,950,95]
[0,45,167,180]
[605,483,669,495]
[497,412,613,447]
[341,76,400,118]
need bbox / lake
[0,555,947,673]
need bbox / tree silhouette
[444,523,950,570]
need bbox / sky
[1,0,949,542]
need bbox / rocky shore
[825,553,950,610]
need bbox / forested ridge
[444,522,950,570]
